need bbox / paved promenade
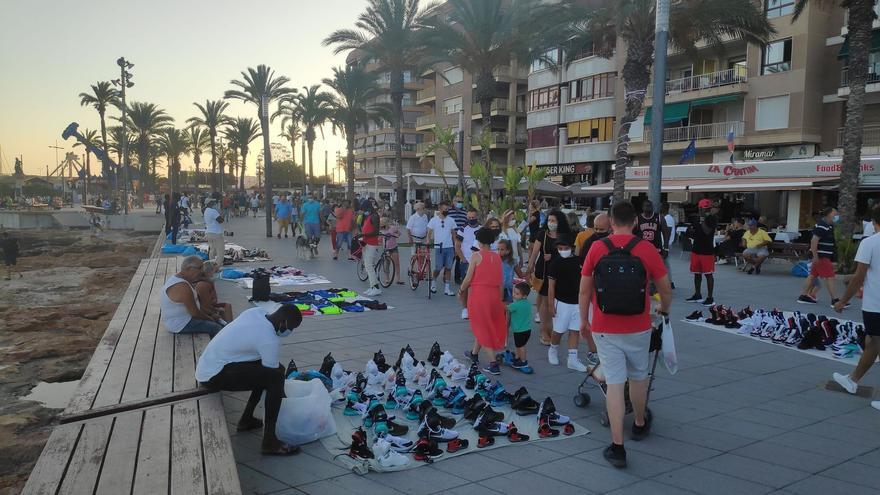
[202,211,880,495]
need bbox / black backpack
[252,271,271,301]
[593,237,647,315]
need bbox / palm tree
[71,127,99,199]
[421,0,553,177]
[796,0,874,238]
[185,126,210,193]
[223,117,261,191]
[324,0,431,220]
[158,128,190,193]
[279,85,333,190]
[188,100,231,192]
[324,65,388,201]
[420,124,462,195]
[279,122,302,168]
[106,125,131,169]
[124,101,173,193]
[225,65,295,237]
[78,81,119,184]
[559,0,773,201]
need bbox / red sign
[816,163,876,173]
[707,164,760,177]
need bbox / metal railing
[651,68,747,97]
[837,125,880,147]
[471,98,510,115]
[493,65,529,80]
[416,142,435,154]
[416,114,436,128]
[646,121,745,143]
[840,68,880,87]
[416,86,435,101]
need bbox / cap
[698,199,712,209]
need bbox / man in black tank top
[634,200,668,256]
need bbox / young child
[546,234,589,372]
[507,281,534,373]
[498,239,523,302]
[380,215,403,285]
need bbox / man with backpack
[579,202,672,469]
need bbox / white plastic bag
[661,318,678,375]
[276,379,336,445]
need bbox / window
[530,48,559,73]
[568,72,616,102]
[528,86,559,111]
[755,95,790,130]
[566,117,615,144]
[762,39,792,74]
[442,67,463,86]
[765,0,794,19]
[443,96,463,115]
[527,125,556,148]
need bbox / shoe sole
[796,299,817,304]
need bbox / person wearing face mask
[499,210,523,267]
[459,227,507,375]
[526,210,571,345]
[546,234,591,372]
[455,208,482,319]
[427,200,459,296]
[798,206,842,306]
[195,305,303,456]
[579,212,611,258]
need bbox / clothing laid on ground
[582,234,667,334]
[508,299,532,333]
[856,233,880,313]
[427,215,457,249]
[814,219,836,260]
[635,213,664,250]
[161,274,200,333]
[204,207,223,234]
[195,307,279,382]
[743,229,772,249]
[467,250,508,349]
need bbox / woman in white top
[161,256,223,337]
[499,210,524,268]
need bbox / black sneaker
[831,298,851,309]
[631,415,652,441]
[754,266,761,275]
[685,311,703,321]
[701,297,715,307]
[685,294,703,303]
[797,295,817,305]
[603,444,627,468]
[483,362,500,376]
[671,282,676,290]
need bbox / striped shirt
[447,207,468,229]
[813,220,836,260]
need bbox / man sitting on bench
[196,305,303,456]
[740,219,772,275]
[161,255,224,337]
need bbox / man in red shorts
[685,199,717,306]
[798,207,842,306]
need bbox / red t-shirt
[335,207,354,232]
[362,215,380,246]
[581,233,667,334]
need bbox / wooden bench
[735,241,810,266]
[23,257,241,494]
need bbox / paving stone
[692,414,787,440]
[782,475,880,495]
[362,466,468,495]
[796,420,880,448]
[482,443,567,468]
[722,406,818,430]
[818,460,880,489]
[535,455,641,493]
[237,464,289,495]
[243,452,349,487]
[607,480,701,495]
[478,469,588,495]
[731,441,844,473]
[539,435,606,456]
[767,430,873,458]
[299,473,404,495]
[623,436,721,464]
[430,452,520,482]
[653,466,774,495]
[695,453,809,488]
[576,448,684,479]
[654,423,756,451]
[852,448,880,467]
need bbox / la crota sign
[707,164,760,177]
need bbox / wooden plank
[121,258,172,403]
[193,334,210,361]
[94,410,144,495]
[199,395,242,495]
[173,335,197,393]
[132,406,171,495]
[57,417,114,495]
[66,259,154,414]
[21,423,83,495]
[60,389,212,425]
[170,401,206,495]
[151,259,181,397]
[92,258,162,409]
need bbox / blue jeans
[336,231,352,253]
[435,247,455,271]
[178,318,223,337]
[304,222,321,240]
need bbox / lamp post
[648,0,670,211]
[261,95,273,237]
[113,57,134,214]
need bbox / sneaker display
[418,413,460,442]
[685,294,703,303]
[797,295,818,304]
[566,354,587,372]
[347,428,374,460]
[510,386,540,415]
[548,346,559,365]
[603,444,627,468]
[832,372,858,394]
[412,437,444,462]
[372,437,410,468]
[427,342,443,367]
[685,311,703,322]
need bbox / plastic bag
[276,379,336,445]
[661,318,678,375]
[791,261,810,278]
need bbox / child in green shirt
[507,281,534,374]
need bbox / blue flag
[678,138,696,164]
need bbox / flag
[727,128,736,164]
[678,138,696,164]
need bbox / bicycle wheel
[356,258,368,282]
[408,257,421,290]
[378,255,395,288]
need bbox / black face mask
[468,219,479,227]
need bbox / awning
[570,178,720,196]
[643,101,690,126]
[687,176,838,192]
[690,94,741,107]
[518,179,570,196]
[838,30,880,59]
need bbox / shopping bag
[661,318,678,375]
[276,379,336,445]
[791,261,810,278]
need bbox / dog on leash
[295,235,311,260]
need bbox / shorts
[277,218,290,227]
[593,330,652,385]
[552,300,581,333]
[513,330,531,348]
[251,206,259,212]
[743,247,769,258]
[863,311,880,337]
[435,247,455,271]
[689,253,715,274]
[304,222,321,239]
[336,231,352,250]
[811,258,835,279]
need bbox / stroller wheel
[600,412,610,427]
[573,393,590,408]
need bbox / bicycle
[354,234,396,289]
[408,242,434,299]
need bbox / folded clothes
[317,304,343,315]
[340,304,365,312]
[354,299,388,310]
[337,290,358,298]
[269,293,297,302]
[294,303,312,311]
[309,290,339,299]
[301,310,316,316]
[327,296,345,303]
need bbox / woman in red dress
[459,227,507,375]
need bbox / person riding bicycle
[361,205,383,296]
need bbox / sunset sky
[0,0,367,179]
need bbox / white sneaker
[366,287,382,296]
[567,354,588,372]
[534,314,541,323]
[461,308,469,320]
[871,401,880,411]
[585,352,600,367]
[716,259,728,265]
[373,437,411,468]
[548,346,559,365]
[833,372,858,394]
[430,282,437,293]
[445,285,456,296]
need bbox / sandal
[236,417,264,432]
[261,442,300,456]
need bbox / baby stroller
[573,324,663,427]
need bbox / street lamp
[113,57,134,214]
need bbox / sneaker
[430,282,437,293]
[831,298,851,309]
[701,297,715,307]
[548,346,559,366]
[797,295,817,305]
[372,438,411,468]
[462,350,479,362]
[566,354,587,372]
[872,401,880,411]
[585,352,600,367]
[832,372,858,394]
[716,258,728,265]
[461,308,469,319]
[686,294,703,303]
[534,313,541,323]
[603,444,627,468]
[631,414,652,441]
[444,284,453,296]
[685,311,703,322]
[483,362,500,375]
[364,287,382,297]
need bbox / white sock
[445,283,450,291]
[550,344,559,351]
[568,349,578,358]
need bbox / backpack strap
[600,237,615,253]
[621,237,642,254]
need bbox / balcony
[645,121,745,144]
[836,124,880,148]
[471,98,525,119]
[416,86,436,104]
[646,68,748,104]
[470,132,527,150]
[492,65,529,81]
[416,114,436,130]
[838,68,880,98]
[416,142,436,155]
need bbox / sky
[0,0,366,180]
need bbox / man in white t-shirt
[203,199,225,265]
[196,305,303,455]
[406,201,429,257]
[661,202,676,289]
[833,206,880,411]
[427,200,458,296]
[179,194,190,212]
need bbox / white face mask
[558,249,572,258]
[508,220,516,227]
[548,223,558,231]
